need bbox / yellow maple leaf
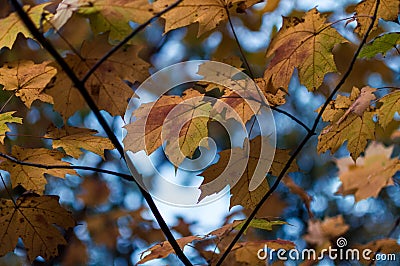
[0,61,56,108]
[0,194,75,262]
[335,142,400,201]
[153,0,261,37]
[263,8,346,91]
[0,111,22,143]
[46,126,114,159]
[0,146,77,193]
[0,4,51,49]
[318,87,377,160]
[355,0,399,36]
[377,90,400,128]
[124,89,211,166]
[47,33,149,119]
[77,0,155,42]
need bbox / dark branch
[0,152,132,179]
[9,1,192,265]
[216,0,381,264]
[81,0,184,84]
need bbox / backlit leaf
[359,32,400,59]
[47,34,149,119]
[318,87,376,160]
[154,0,261,37]
[77,0,155,42]
[355,0,399,36]
[0,61,56,107]
[377,91,400,128]
[46,126,114,159]
[263,8,345,91]
[0,194,75,262]
[0,111,22,143]
[0,4,51,49]
[0,146,77,193]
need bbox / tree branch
[81,0,183,84]
[9,1,192,265]
[216,1,381,264]
[0,152,132,179]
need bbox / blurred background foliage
[0,0,399,265]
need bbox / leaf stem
[9,1,192,265]
[216,0,381,264]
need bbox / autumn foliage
[0,0,399,265]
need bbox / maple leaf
[318,87,376,160]
[0,146,77,193]
[77,0,155,42]
[254,78,287,106]
[138,235,202,264]
[335,142,400,201]
[0,194,75,262]
[359,32,400,59]
[235,218,286,234]
[0,61,56,108]
[303,215,349,250]
[355,0,399,36]
[124,89,212,166]
[263,8,346,91]
[153,0,261,37]
[0,4,51,49]
[212,88,262,124]
[199,136,275,209]
[47,34,149,119]
[0,111,22,143]
[46,126,114,159]
[377,91,400,128]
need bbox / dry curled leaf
[0,194,75,262]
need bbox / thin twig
[216,1,381,264]
[81,0,183,84]
[9,1,192,265]
[0,152,132,179]
[270,106,312,133]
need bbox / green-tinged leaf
[359,32,400,58]
[377,91,400,128]
[0,111,22,143]
[77,0,155,42]
[235,218,286,234]
[0,4,51,49]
